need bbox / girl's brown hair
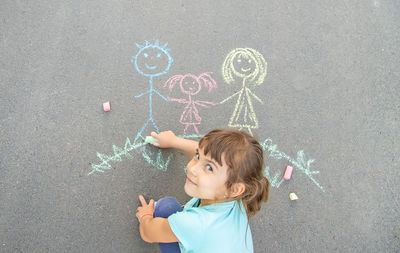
[199,129,269,217]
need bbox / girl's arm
[150,131,198,158]
[136,195,179,243]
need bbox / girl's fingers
[138,195,147,206]
[150,132,161,146]
[149,199,155,207]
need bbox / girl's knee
[154,197,182,218]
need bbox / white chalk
[289,192,298,200]
[144,136,158,144]
[284,165,293,180]
[103,101,111,111]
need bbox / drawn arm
[153,89,168,101]
[134,90,151,99]
[247,89,263,104]
[194,100,218,108]
[220,90,241,104]
[167,96,187,104]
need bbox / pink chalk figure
[164,73,218,134]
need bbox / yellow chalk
[289,193,298,200]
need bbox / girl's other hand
[136,195,155,223]
[150,131,177,148]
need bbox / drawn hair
[199,129,269,217]
[222,48,267,86]
[164,72,217,93]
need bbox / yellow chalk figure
[220,48,267,135]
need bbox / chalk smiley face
[180,74,201,95]
[232,53,257,78]
[134,43,173,77]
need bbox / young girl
[136,129,270,253]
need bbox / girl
[164,73,218,134]
[220,48,267,136]
[136,129,270,253]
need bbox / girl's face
[180,75,201,95]
[184,147,230,206]
[232,53,256,78]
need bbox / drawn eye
[156,53,161,58]
[237,58,241,63]
[248,59,252,63]
[144,53,149,58]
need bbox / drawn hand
[136,195,154,223]
[150,131,177,148]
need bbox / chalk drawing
[88,134,324,192]
[131,40,173,142]
[164,73,218,134]
[88,134,203,176]
[261,138,324,192]
[220,48,267,136]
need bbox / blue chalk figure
[132,40,173,142]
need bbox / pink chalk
[103,101,111,111]
[284,165,293,180]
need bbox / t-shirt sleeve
[168,208,204,251]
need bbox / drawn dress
[229,87,259,130]
[180,100,201,126]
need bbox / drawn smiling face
[180,75,201,95]
[232,53,257,78]
[135,46,173,77]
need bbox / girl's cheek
[187,159,195,169]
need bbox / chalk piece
[289,192,298,200]
[145,136,158,144]
[284,165,293,180]
[103,101,111,111]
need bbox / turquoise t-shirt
[168,198,253,253]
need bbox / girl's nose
[188,163,201,176]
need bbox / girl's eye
[195,152,200,160]
[206,165,213,172]
[144,53,149,58]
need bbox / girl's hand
[150,131,177,148]
[136,195,155,223]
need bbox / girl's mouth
[186,177,197,185]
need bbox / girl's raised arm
[150,131,198,158]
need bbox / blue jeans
[154,197,183,253]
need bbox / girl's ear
[229,183,246,198]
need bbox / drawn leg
[135,118,151,142]
[151,118,160,133]
[193,124,199,134]
[183,124,189,134]
[247,127,253,136]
